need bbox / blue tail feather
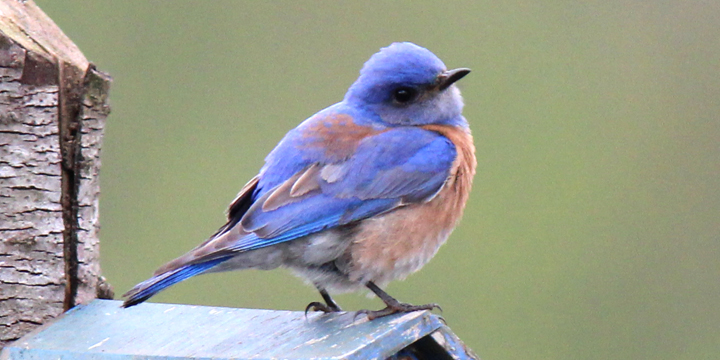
[122,257,230,307]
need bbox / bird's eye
[392,87,418,104]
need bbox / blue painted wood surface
[1,300,478,359]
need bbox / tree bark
[0,0,113,347]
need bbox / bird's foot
[304,301,342,316]
[357,302,442,320]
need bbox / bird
[122,42,476,320]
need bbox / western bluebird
[123,42,475,320]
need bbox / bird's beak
[437,68,471,91]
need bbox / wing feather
[160,126,457,272]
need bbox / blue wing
[123,117,457,307]
[237,127,456,246]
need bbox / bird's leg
[359,281,441,320]
[305,288,343,315]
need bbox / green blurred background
[35,1,720,359]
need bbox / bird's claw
[356,302,442,320]
[304,301,342,317]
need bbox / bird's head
[345,42,470,127]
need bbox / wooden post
[0,0,113,347]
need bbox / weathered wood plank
[1,300,479,359]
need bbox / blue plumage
[122,257,231,307]
[123,42,474,320]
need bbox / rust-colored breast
[346,124,476,285]
[421,124,477,211]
